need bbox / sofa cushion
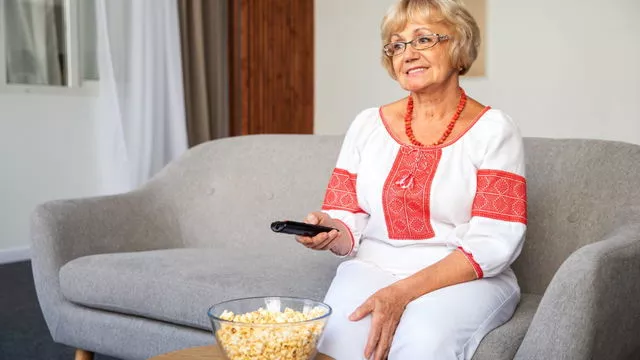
[60,248,540,355]
[59,248,341,330]
[472,294,541,360]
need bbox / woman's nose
[402,44,419,62]
[402,45,420,62]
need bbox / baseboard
[0,246,31,264]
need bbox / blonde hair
[381,0,480,78]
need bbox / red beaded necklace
[405,88,468,147]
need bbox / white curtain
[4,0,64,85]
[95,0,188,194]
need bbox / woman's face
[389,21,457,92]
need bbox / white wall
[1,0,637,259]
[0,94,100,260]
[315,0,640,146]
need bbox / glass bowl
[208,296,332,360]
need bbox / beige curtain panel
[178,0,229,147]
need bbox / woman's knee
[318,313,370,360]
[388,329,458,360]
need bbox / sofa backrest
[149,134,640,296]
[515,138,640,294]
[146,134,345,283]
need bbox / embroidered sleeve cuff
[472,169,527,225]
[457,247,484,279]
[322,168,366,213]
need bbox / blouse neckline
[378,105,491,149]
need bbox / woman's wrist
[328,219,353,256]
[391,279,418,306]
[328,234,351,256]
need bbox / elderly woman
[297,0,526,359]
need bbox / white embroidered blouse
[321,106,527,278]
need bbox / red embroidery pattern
[322,168,365,213]
[457,247,484,279]
[472,170,527,224]
[382,147,442,240]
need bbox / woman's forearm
[394,249,478,303]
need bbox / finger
[364,317,382,359]
[317,230,340,250]
[373,327,392,360]
[311,211,333,226]
[303,231,336,251]
[311,230,339,250]
[308,232,330,249]
[349,300,373,321]
[305,213,319,225]
[309,233,330,250]
[295,235,313,247]
[383,344,391,360]
[373,347,387,360]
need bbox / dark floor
[0,261,120,360]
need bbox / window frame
[0,0,98,95]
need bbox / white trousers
[318,259,520,360]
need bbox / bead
[405,88,467,147]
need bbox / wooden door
[229,0,314,136]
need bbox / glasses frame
[383,34,450,57]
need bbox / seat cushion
[60,248,540,356]
[472,294,541,360]
[59,248,341,330]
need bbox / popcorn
[216,307,328,360]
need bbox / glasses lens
[384,42,406,57]
[413,35,438,50]
[383,45,394,57]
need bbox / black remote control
[270,220,338,237]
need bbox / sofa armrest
[30,188,183,337]
[515,225,640,360]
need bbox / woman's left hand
[349,285,411,360]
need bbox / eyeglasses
[383,34,450,57]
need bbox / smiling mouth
[406,67,428,75]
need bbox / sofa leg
[75,349,94,360]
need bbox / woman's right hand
[295,212,341,251]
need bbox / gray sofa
[31,134,640,360]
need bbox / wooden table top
[149,344,334,360]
